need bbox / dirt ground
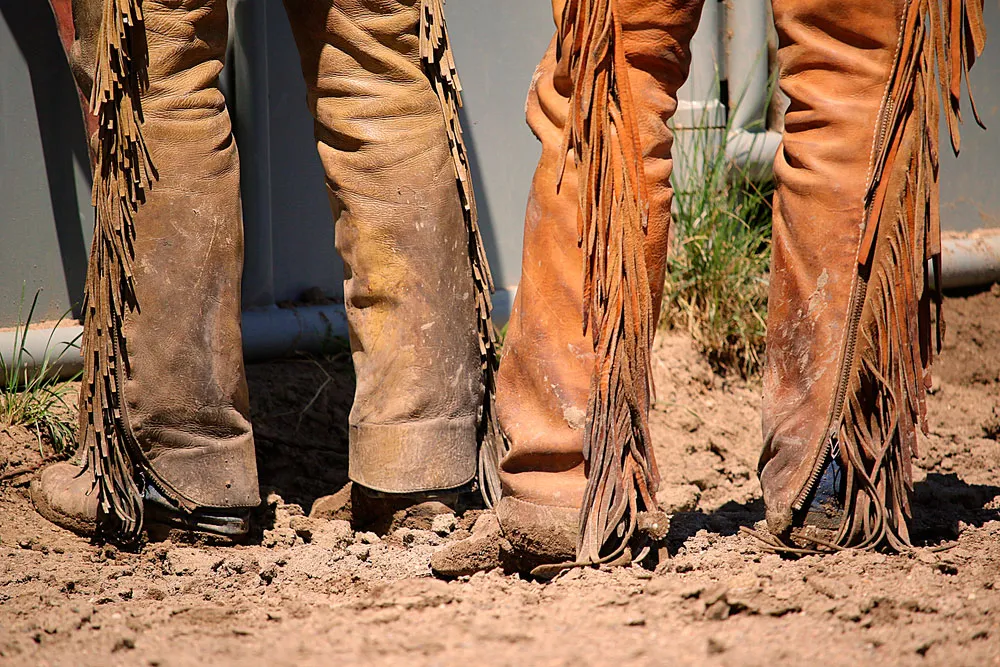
[1,289,998,667]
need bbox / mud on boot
[348,481,482,535]
[431,497,670,579]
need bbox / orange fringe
[556,0,659,564]
[830,0,986,550]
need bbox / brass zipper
[789,39,900,512]
[791,280,868,512]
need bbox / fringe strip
[827,0,985,551]
[556,0,659,564]
[80,0,159,543]
[418,0,506,506]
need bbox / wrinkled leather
[58,0,480,515]
[758,0,905,534]
[69,0,259,510]
[283,0,482,493]
[495,0,705,513]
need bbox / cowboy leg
[759,0,985,550]
[33,0,259,541]
[281,0,492,500]
[493,0,705,568]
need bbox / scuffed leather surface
[495,496,577,562]
[71,0,259,509]
[759,0,904,533]
[283,0,481,493]
[31,462,100,536]
[495,0,704,510]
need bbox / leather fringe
[81,0,153,543]
[556,0,659,564]
[82,0,192,544]
[827,0,985,550]
[418,0,506,506]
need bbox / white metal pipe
[937,231,1000,290]
[0,229,995,382]
[724,129,782,181]
[677,0,722,107]
[0,289,519,384]
[672,0,725,193]
[725,0,771,131]
[0,324,80,383]
[674,0,779,186]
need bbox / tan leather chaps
[495,0,706,565]
[496,0,985,563]
[67,0,491,542]
[759,0,985,550]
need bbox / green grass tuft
[664,127,774,378]
[0,289,81,457]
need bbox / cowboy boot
[489,0,705,571]
[758,0,985,551]
[32,0,259,542]
[281,0,497,521]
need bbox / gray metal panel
[446,0,554,289]
[939,29,1000,232]
[0,3,93,324]
[265,7,343,306]
[230,0,344,308]
[2,3,998,331]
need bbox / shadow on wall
[0,2,92,320]
[460,105,504,287]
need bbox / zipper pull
[828,428,841,462]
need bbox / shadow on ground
[244,354,1000,556]
[911,473,1000,545]
[246,352,355,512]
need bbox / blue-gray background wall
[1,1,997,326]
[0,1,94,324]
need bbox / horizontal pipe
[938,231,1000,290]
[0,324,81,383]
[725,129,782,181]
[3,233,998,386]
[0,288,519,384]
[240,303,348,362]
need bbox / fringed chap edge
[556,0,660,565]
[761,0,987,555]
[81,0,197,544]
[418,0,507,506]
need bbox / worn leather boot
[32,0,259,543]
[758,0,985,551]
[281,0,496,506]
[492,0,705,571]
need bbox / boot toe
[495,496,578,568]
[30,462,99,536]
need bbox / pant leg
[759,0,986,547]
[495,0,705,562]
[282,0,484,494]
[74,0,258,538]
